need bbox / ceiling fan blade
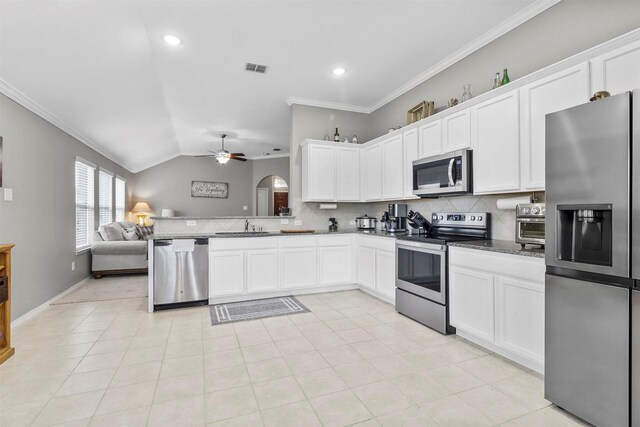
[195,155,216,157]
[230,156,247,162]
[207,149,218,154]
[230,153,245,157]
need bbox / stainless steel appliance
[355,215,377,230]
[396,212,490,334]
[545,91,639,427]
[386,203,407,233]
[515,203,545,248]
[412,149,472,197]
[154,238,209,308]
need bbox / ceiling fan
[196,134,247,164]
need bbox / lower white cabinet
[280,247,317,289]
[246,250,278,293]
[209,251,244,297]
[375,250,396,300]
[357,246,376,291]
[449,247,545,372]
[356,236,396,302]
[318,235,353,285]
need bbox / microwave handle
[447,158,455,186]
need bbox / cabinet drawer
[357,235,395,252]
[318,235,353,247]
[210,237,278,251]
[278,236,317,248]
[449,247,544,283]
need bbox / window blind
[99,170,113,226]
[115,177,126,222]
[75,160,95,251]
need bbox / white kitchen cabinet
[591,39,640,96]
[302,143,335,201]
[519,62,591,190]
[472,90,521,194]
[449,266,495,342]
[318,235,353,286]
[381,134,404,200]
[356,236,396,302]
[442,109,471,152]
[246,250,279,293]
[375,250,396,300]
[418,120,442,159]
[336,146,360,201]
[362,143,382,201]
[356,246,376,291]
[209,251,244,297]
[403,128,419,199]
[280,248,317,289]
[495,276,545,366]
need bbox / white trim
[10,276,91,328]
[245,153,291,161]
[0,78,131,171]
[287,96,370,114]
[99,167,114,176]
[115,175,126,182]
[75,246,91,255]
[75,156,96,170]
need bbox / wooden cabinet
[403,128,419,199]
[301,141,359,202]
[472,90,520,194]
[449,247,545,373]
[362,143,382,201]
[519,63,591,190]
[381,134,404,200]
[209,251,244,297]
[0,244,15,365]
[591,39,640,96]
[442,109,471,152]
[418,120,442,159]
[317,235,353,286]
[246,250,278,293]
[336,146,360,201]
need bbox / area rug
[210,296,310,325]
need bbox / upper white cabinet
[302,141,359,202]
[381,134,404,200]
[403,128,419,199]
[418,120,442,159]
[591,39,640,96]
[442,109,471,152]
[362,143,383,201]
[519,63,591,191]
[472,90,520,194]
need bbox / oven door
[516,218,545,245]
[396,241,447,304]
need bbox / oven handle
[516,217,546,222]
[396,241,447,253]
[447,158,455,186]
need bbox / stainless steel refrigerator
[545,90,639,427]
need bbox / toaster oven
[515,203,545,248]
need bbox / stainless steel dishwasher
[154,238,208,308]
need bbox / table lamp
[132,202,151,226]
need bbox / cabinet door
[305,144,336,201]
[336,146,360,201]
[519,63,590,190]
[318,246,352,285]
[495,276,545,365]
[403,128,419,199]
[362,144,382,201]
[472,90,520,194]
[449,266,494,342]
[375,250,396,301]
[381,135,404,200]
[357,246,376,290]
[210,251,244,297]
[246,250,278,293]
[280,248,317,289]
[418,120,442,158]
[442,109,471,152]
[591,39,640,96]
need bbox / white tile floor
[0,277,591,427]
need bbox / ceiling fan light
[216,155,230,165]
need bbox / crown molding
[287,96,370,114]
[0,77,132,172]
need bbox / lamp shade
[132,202,151,213]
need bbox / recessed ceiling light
[163,34,182,46]
[332,67,346,76]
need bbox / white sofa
[91,221,148,278]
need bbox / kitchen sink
[215,231,270,236]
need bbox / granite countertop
[151,216,295,220]
[448,239,545,258]
[149,229,403,240]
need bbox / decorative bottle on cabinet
[351,131,358,144]
[501,68,510,85]
[333,128,340,142]
[493,72,501,89]
[461,84,473,102]
[323,129,330,141]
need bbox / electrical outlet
[186,220,197,227]
[243,206,248,211]
[71,261,75,271]
[294,220,303,226]
[3,188,13,201]
[349,220,356,225]
[281,219,289,225]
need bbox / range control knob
[439,216,444,220]
[523,207,530,214]
[470,216,476,221]
[478,216,483,221]
[532,207,540,215]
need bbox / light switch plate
[71,261,75,271]
[186,220,197,227]
[294,220,303,226]
[281,219,289,225]
[243,206,248,211]
[3,188,13,201]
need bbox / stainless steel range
[395,212,490,334]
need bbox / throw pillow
[103,223,125,241]
[123,229,139,241]
[135,224,154,239]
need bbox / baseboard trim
[11,276,91,328]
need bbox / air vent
[245,63,268,73]
[273,148,281,152]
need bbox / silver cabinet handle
[447,158,455,186]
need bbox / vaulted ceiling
[0,0,553,172]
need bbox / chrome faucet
[244,219,250,233]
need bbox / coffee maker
[385,203,407,233]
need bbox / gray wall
[251,156,290,216]
[369,0,640,137]
[0,93,134,320]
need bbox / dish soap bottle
[329,218,338,232]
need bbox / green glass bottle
[501,68,510,85]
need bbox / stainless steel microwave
[412,149,472,197]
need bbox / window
[75,159,95,251]
[115,177,126,222]
[98,169,113,226]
